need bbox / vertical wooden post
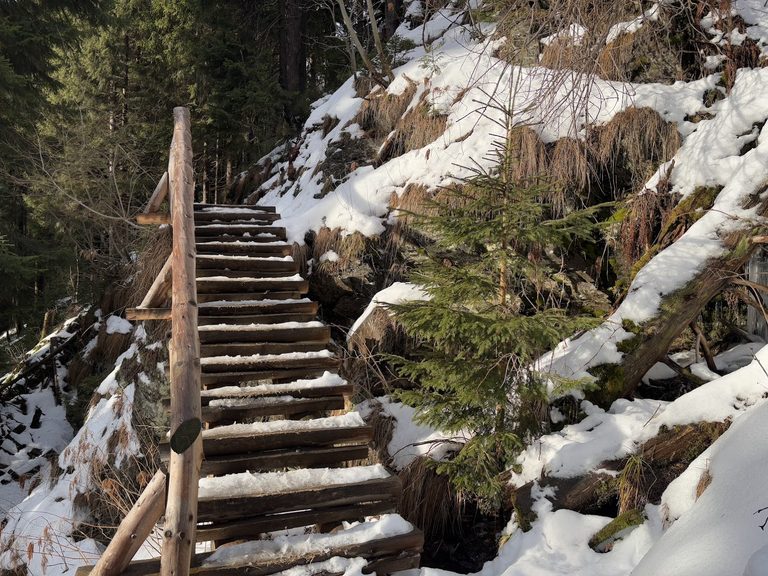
[160,107,201,576]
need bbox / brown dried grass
[619,189,679,271]
[696,467,712,500]
[353,80,418,140]
[363,399,395,467]
[126,227,173,308]
[398,456,464,542]
[597,107,681,189]
[312,228,368,274]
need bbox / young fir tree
[389,124,603,506]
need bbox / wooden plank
[197,476,401,523]
[160,426,374,460]
[195,225,287,239]
[199,341,327,357]
[201,355,339,374]
[200,366,339,386]
[195,202,276,212]
[194,212,280,223]
[196,235,286,245]
[144,172,169,214]
[161,106,201,576]
[198,312,318,326]
[198,301,317,316]
[196,500,396,542]
[198,324,329,344]
[200,395,345,423]
[161,382,353,409]
[126,308,172,321]
[138,213,172,225]
[196,278,308,294]
[90,470,167,576]
[195,268,301,279]
[196,291,302,303]
[76,529,424,576]
[140,254,173,309]
[197,256,298,272]
[196,243,292,256]
[198,444,368,476]
[364,552,422,575]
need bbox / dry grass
[363,399,395,467]
[353,80,418,140]
[696,466,712,500]
[292,242,310,277]
[618,453,655,515]
[618,189,680,272]
[126,227,173,309]
[397,456,464,542]
[312,228,368,274]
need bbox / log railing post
[160,107,201,576]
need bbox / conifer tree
[389,122,603,505]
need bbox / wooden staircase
[78,109,422,576]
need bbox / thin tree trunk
[335,0,388,86]
[365,0,394,81]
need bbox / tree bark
[280,0,307,124]
[384,0,402,40]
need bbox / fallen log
[508,420,730,521]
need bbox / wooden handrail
[160,107,201,576]
[144,171,169,214]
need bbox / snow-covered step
[197,290,303,303]
[194,210,281,223]
[196,275,308,294]
[194,465,401,542]
[196,240,292,256]
[196,517,422,575]
[197,254,297,273]
[195,224,287,240]
[163,372,354,422]
[201,349,338,371]
[198,320,330,345]
[195,202,276,212]
[198,312,318,326]
[78,516,423,576]
[159,413,373,463]
[200,340,327,357]
[198,297,316,316]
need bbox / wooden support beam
[140,255,173,309]
[126,308,172,321]
[144,172,169,214]
[161,106,201,576]
[89,470,167,576]
[138,213,172,226]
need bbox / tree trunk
[280,0,307,125]
[384,0,402,40]
[587,242,760,408]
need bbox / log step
[194,211,281,223]
[197,298,317,316]
[198,312,318,326]
[200,350,337,373]
[196,241,292,256]
[200,340,327,357]
[196,276,308,294]
[195,202,276,212]
[200,395,345,423]
[197,254,297,272]
[161,372,352,411]
[200,364,339,386]
[197,291,303,303]
[195,268,302,279]
[200,372,352,403]
[160,413,373,459]
[196,465,399,522]
[199,444,370,477]
[198,321,330,344]
[75,517,423,576]
[195,224,287,240]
